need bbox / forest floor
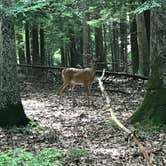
[0,77,166,166]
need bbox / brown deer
[58,65,96,105]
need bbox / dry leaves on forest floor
[0,79,165,166]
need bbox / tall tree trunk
[82,0,91,67]
[112,21,120,72]
[136,13,149,77]
[142,0,150,55]
[130,16,139,74]
[25,22,31,64]
[40,28,45,65]
[16,33,26,64]
[103,24,108,65]
[130,7,166,126]
[69,29,82,67]
[95,26,106,69]
[70,37,78,67]
[32,25,40,65]
[120,16,128,72]
[60,46,65,66]
[0,4,29,126]
[78,36,83,66]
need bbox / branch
[97,69,154,166]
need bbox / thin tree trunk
[120,16,128,72]
[95,26,106,69]
[16,33,26,64]
[25,22,31,64]
[130,16,139,74]
[69,29,82,67]
[82,0,91,67]
[32,25,40,65]
[112,21,120,72]
[40,28,45,65]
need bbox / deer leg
[59,83,68,95]
[58,83,69,103]
[71,84,76,106]
[84,85,91,106]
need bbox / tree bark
[120,16,128,72]
[69,29,82,67]
[82,0,91,67]
[95,25,106,69]
[40,28,45,65]
[0,6,29,126]
[130,7,166,126]
[136,13,149,77]
[16,33,26,64]
[130,16,139,74]
[112,21,120,72]
[25,22,31,64]
[32,25,40,65]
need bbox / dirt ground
[0,78,165,166]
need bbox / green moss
[130,88,166,127]
[0,102,30,127]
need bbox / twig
[97,69,154,166]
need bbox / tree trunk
[130,7,166,126]
[69,29,82,67]
[16,33,26,64]
[142,0,150,54]
[40,28,45,65]
[112,21,120,72]
[70,37,78,67]
[136,13,149,77]
[32,25,40,65]
[0,7,29,126]
[82,1,91,67]
[130,16,139,74]
[25,22,31,64]
[95,25,106,69]
[60,46,65,66]
[120,16,128,72]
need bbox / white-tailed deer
[58,65,96,105]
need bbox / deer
[57,64,96,106]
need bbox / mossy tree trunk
[130,7,166,126]
[0,2,30,126]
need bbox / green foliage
[0,147,90,166]
[53,49,61,65]
[133,0,166,14]
[65,148,89,164]
[67,148,89,159]
[0,148,62,166]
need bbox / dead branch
[97,69,154,166]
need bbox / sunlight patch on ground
[22,99,46,115]
[90,146,120,157]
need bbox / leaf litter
[0,78,165,166]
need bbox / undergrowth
[0,147,89,166]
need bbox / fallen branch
[97,69,154,166]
